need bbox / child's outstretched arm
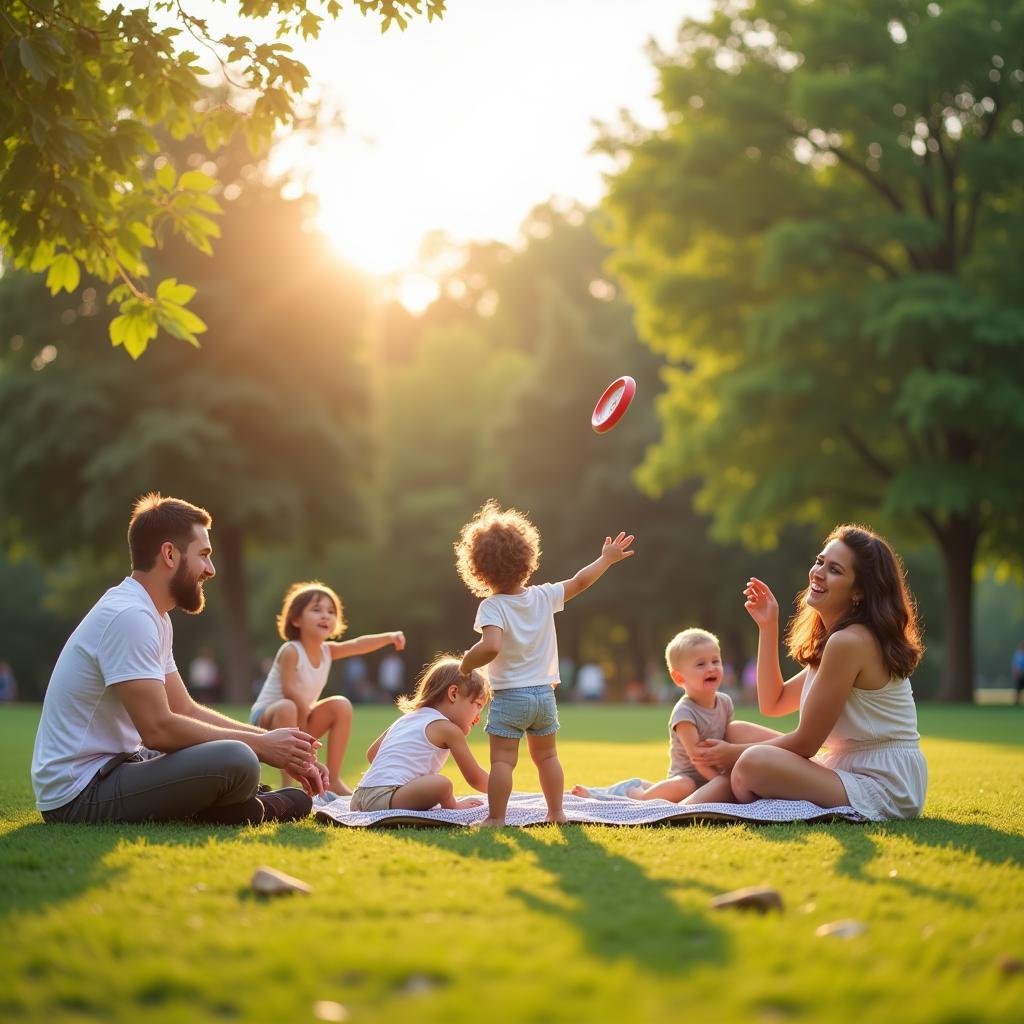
[460,625,502,675]
[329,631,405,661]
[561,532,635,603]
[428,720,489,793]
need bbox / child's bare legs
[626,776,697,802]
[306,696,353,794]
[681,774,735,805]
[482,735,520,826]
[390,774,456,811]
[726,721,783,743]
[258,698,300,789]
[527,732,566,823]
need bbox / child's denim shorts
[486,685,559,739]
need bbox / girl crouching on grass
[350,657,490,813]
[249,581,405,796]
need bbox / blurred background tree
[600,0,1024,700]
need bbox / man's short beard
[170,560,206,615]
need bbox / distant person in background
[576,662,606,702]
[1013,642,1024,705]
[558,656,577,697]
[187,647,220,704]
[343,654,372,703]
[741,656,758,705]
[0,661,17,702]
[378,651,405,704]
[721,659,738,698]
[31,494,325,825]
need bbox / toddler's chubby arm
[427,720,489,794]
[561,533,635,603]
[675,721,720,782]
[460,625,502,675]
[329,631,405,660]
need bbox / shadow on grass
[0,818,327,919]
[390,825,727,976]
[750,816,1024,906]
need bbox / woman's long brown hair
[786,524,923,679]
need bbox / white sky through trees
[258,0,708,306]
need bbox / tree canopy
[601,0,1024,699]
[0,0,443,357]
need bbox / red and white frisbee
[591,376,636,433]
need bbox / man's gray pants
[42,740,263,824]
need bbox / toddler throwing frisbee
[456,500,635,826]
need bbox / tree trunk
[932,517,978,702]
[218,523,251,704]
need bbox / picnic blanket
[313,791,868,828]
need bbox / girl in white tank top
[351,657,490,813]
[248,580,405,796]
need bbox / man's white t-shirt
[31,577,176,811]
[473,582,565,691]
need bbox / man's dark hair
[128,493,212,571]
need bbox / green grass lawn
[1,703,1023,1024]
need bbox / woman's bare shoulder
[827,624,888,684]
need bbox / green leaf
[155,162,176,190]
[29,240,56,273]
[130,222,156,247]
[156,277,197,305]
[109,313,130,348]
[160,302,207,336]
[18,38,55,83]
[178,170,217,192]
[45,253,80,295]
[121,313,158,360]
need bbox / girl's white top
[358,707,449,788]
[250,640,331,712]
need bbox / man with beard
[31,493,326,824]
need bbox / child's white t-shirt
[250,641,331,713]
[473,582,565,691]
[31,577,176,812]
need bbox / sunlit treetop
[0,0,445,357]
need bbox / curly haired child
[455,500,635,825]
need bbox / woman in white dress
[687,524,927,819]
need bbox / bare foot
[570,785,593,797]
[475,817,506,828]
[329,780,352,796]
[545,812,568,824]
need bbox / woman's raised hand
[743,577,779,629]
